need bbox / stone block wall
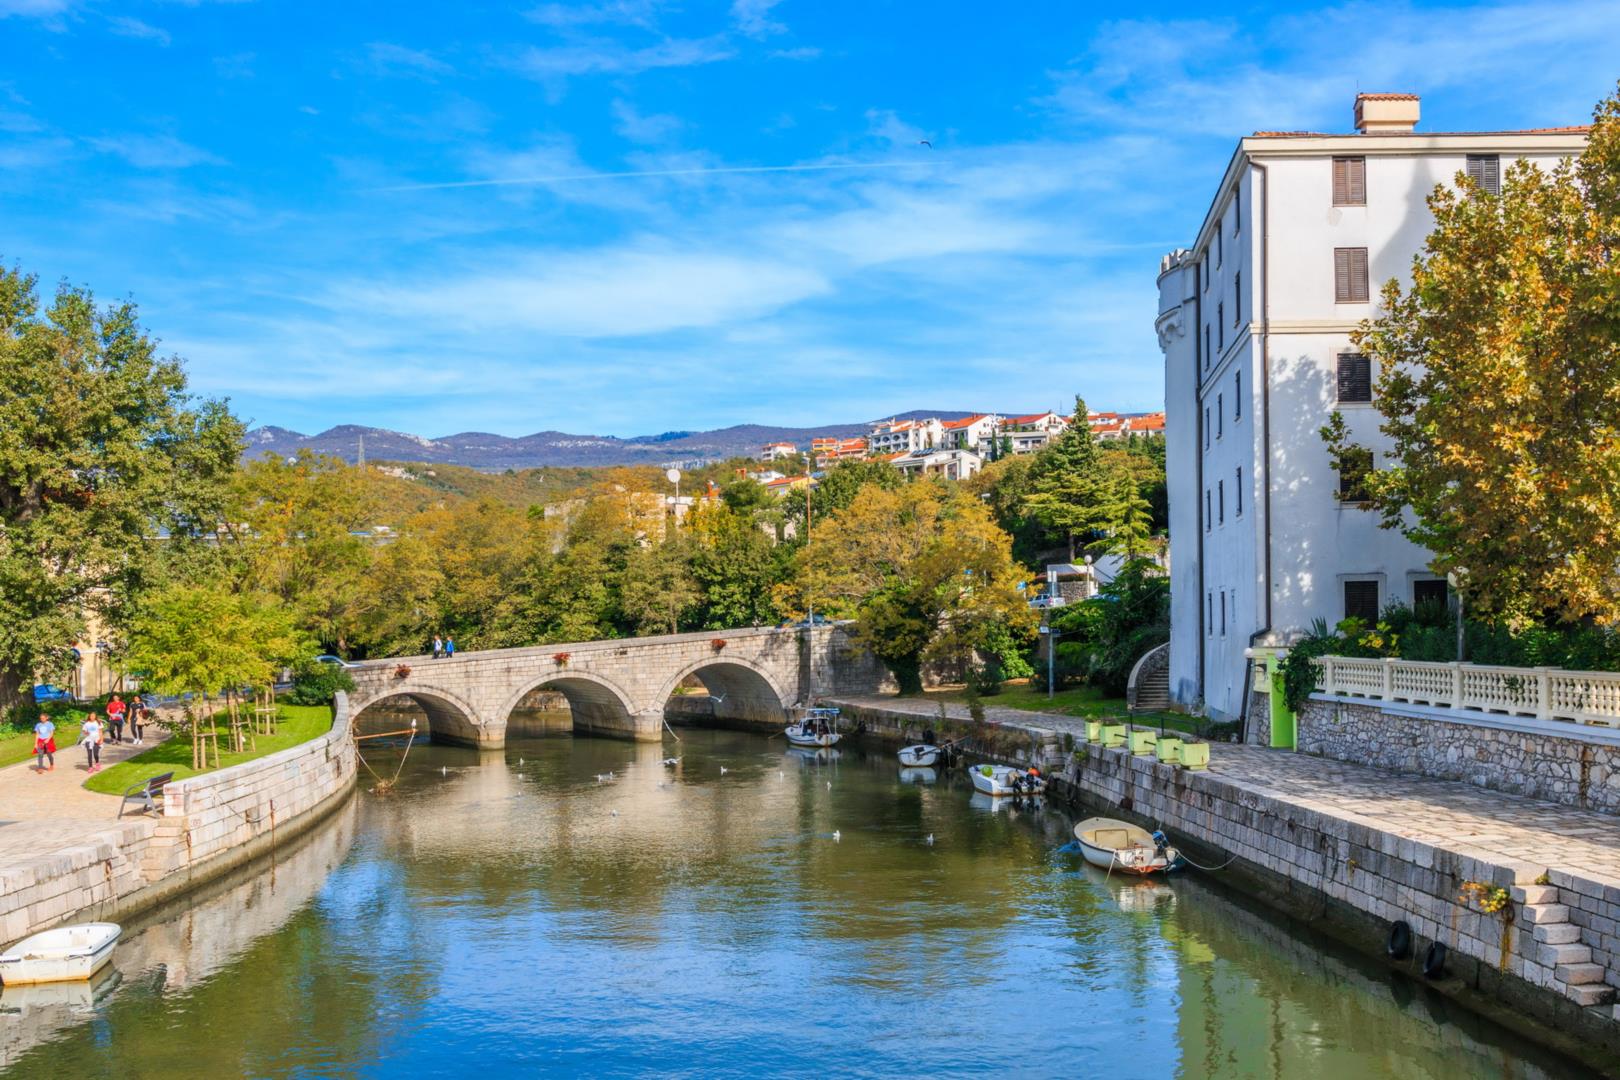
[1246,689,1271,747]
[1063,747,1620,1032]
[1298,697,1620,813]
[0,821,155,947]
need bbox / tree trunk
[887,655,924,696]
[0,666,27,717]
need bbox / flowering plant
[393,664,411,679]
[710,638,728,651]
[553,652,571,665]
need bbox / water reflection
[0,729,1597,1079]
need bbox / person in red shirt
[106,695,126,744]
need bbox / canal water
[0,727,1599,1079]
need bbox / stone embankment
[828,694,1620,1069]
[0,693,357,947]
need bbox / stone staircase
[1515,884,1616,1009]
[1127,642,1171,714]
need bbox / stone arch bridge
[347,625,888,747]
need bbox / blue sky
[2,1,1616,437]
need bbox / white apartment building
[892,448,983,482]
[940,414,1003,455]
[1003,411,1069,454]
[760,442,799,462]
[868,417,945,455]
[1156,93,1588,720]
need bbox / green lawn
[1,708,89,769]
[919,682,1203,735]
[84,703,334,795]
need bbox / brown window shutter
[1336,248,1369,302]
[1335,249,1350,301]
[1352,248,1368,301]
[1332,157,1366,206]
[1466,155,1501,195]
[1337,353,1372,402]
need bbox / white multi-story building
[760,442,799,462]
[868,417,945,455]
[1003,411,1070,454]
[1156,93,1588,720]
[940,414,1002,454]
[892,448,983,482]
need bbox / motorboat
[897,766,937,785]
[897,744,941,767]
[785,706,841,748]
[966,763,1046,798]
[0,923,121,985]
[1072,817,1183,875]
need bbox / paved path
[0,727,172,869]
[831,693,1620,887]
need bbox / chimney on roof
[1355,93,1420,134]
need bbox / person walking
[33,713,56,772]
[129,694,146,746]
[80,713,104,773]
[445,637,456,659]
[432,635,444,659]
[106,694,126,744]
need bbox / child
[33,713,56,772]
[80,713,104,773]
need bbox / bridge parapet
[348,624,888,746]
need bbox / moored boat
[785,706,841,748]
[1072,817,1182,875]
[897,744,940,767]
[966,763,1045,797]
[0,923,121,985]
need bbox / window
[1217,394,1223,438]
[1217,480,1224,524]
[1337,352,1372,403]
[1216,227,1223,267]
[1344,580,1380,624]
[1203,325,1210,371]
[1338,447,1373,503]
[1466,154,1501,196]
[1220,592,1227,636]
[1234,370,1242,419]
[1207,592,1213,633]
[1332,156,1367,206]
[1413,578,1449,610]
[1334,247,1370,303]
[1235,467,1243,516]
[1233,196,1241,235]
[1204,407,1210,449]
[1234,272,1242,325]
[1205,489,1211,529]
[1217,303,1225,349]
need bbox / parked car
[778,614,833,629]
[314,655,359,669]
[32,684,73,704]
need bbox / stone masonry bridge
[347,625,890,746]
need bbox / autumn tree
[780,481,1034,693]
[0,266,242,709]
[1324,82,1620,626]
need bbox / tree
[688,503,782,628]
[125,582,303,768]
[1097,470,1156,560]
[779,458,904,541]
[1323,83,1620,626]
[1022,396,1112,560]
[781,481,1035,693]
[619,540,700,635]
[0,267,242,709]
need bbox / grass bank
[0,710,89,768]
[84,703,333,795]
[918,682,1203,735]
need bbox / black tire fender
[1422,941,1447,979]
[1387,920,1413,960]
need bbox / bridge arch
[494,669,644,741]
[656,656,792,728]
[354,687,485,747]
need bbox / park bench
[117,772,174,818]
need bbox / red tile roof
[940,414,988,430]
[1005,412,1062,426]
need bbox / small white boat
[785,706,842,748]
[897,744,941,767]
[1072,817,1182,876]
[0,923,121,985]
[966,763,1046,797]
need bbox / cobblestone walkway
[0,728,172,869]
[831,694,1620,887]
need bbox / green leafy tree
[619,540,701,635]
[689,504,783,628]
[1323,83,1620,626]
[1022,396,1112,560]
[0,266,242,709]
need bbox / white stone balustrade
[1313,656,1620,726]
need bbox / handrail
[1310,656,1620,727]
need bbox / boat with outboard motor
[966,763,1045,797]
[897,743,941,767]
[785,706,841,748]
[1072,817,1183,875]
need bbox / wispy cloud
[86,133,223,169]
[731,0,785,38]
[0,0,74,19]
[524,1,664,30]
[106,15,170,45]
[372,157,940,193]
[512,35,734,80]
[611,99,685,143]
[363,41,451,78]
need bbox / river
[0,725,1599,1078]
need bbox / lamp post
[1447,568,1467,662]
[665,468,682,535]
[1039,619,1073,701]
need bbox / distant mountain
[242,411,981,470]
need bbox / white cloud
[611,99,683,143]
[524,1,664,30]
[512,35,734,79]
[864,108,927,147]
[731,0,785,38]
[106,15,170,45]
[364,42,451,78]
[0,0,73,17]
[86,133,224,169]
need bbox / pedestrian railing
[1311,656,1620,727]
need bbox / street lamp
[665,468,682,535]
[1447,568,1468,662]
[1038,619,1074,701]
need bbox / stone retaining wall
[1299,697,1620,813]
[1061,746,1620,1060]
[0,694,356,948]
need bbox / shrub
[966,659,1005,697]
[285,657,356,706]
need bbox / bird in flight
[918,139,933,149]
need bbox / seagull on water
[611,809,619,817]
[926,834,935,846]
[720,766,728,775]
[832,830,841,842]
[826,781,832,791]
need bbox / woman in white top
[80,714,104,772]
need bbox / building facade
[1156,93,1588,719]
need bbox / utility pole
[358,433,365,469]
